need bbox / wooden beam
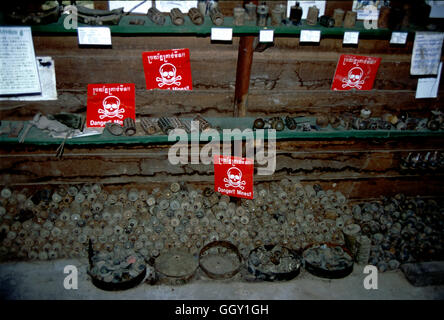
[234,36,255,117]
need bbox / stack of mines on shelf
[0,183,442,274]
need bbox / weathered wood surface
[1,89,441,120]
[0,36,442,120]
[0,139,442,199]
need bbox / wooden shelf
[1,118,443,146]
[19,14,425,38]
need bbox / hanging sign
[331,54,381,91]
[214,155,254,200]
[142,48,192,91]
[86,83,135,128]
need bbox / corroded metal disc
[154,249,198,278]
[106,122,124,136]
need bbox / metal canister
[140,118,159,135]
[157,117,174,135]
[253,118,265,130]
[245,2,257,22]
[233,7,245,26]
[188,7,204,25]
[306,5,319,25]
[147,7,165,25]
[285,116,297,130]
[198,0,218,16]
[290,2,303,25]
[256,4,269,27]
[343,224,361,256]
[356,235,371,265]
[123,118,136,136]
[170,8,184,26]
[333,8,345,27]
[169,117,189,133]
[271,5,285,26]
[343,11,357,28]
[320,15,335,27]
[210,6,224,26]
[193,115,211,132]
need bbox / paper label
[416,62,442,99]
[86,83,135,128]
[343,31,360,44]
[211,28,233,41]
[0,26,41,95]
[300,30,321,43]
[259,30,274,43]
[0,57,57,101]
[411,32,444,75]
[214,155,254,200]
[332,54,382,91]
[78,27,112,45]
[390,32,408,44]
[142,48,193,91]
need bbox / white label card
[78,27,112,46]
[300,30,321,43]
[416,62,442,99]
[343,31,360,44]
[0,56,57,101]
[390,32,408,45]
[211,28,233,41]
[259,30,274,43]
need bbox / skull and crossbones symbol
[224,167,246,190]
[98,96,125,119]
[156,63,182,87]
[342,67,365,89]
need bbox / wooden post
[233,35,255,117]
[233,0,258,117]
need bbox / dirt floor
[1,259,443,300]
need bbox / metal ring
[199,240,242,280]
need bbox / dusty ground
[0,258,443,300]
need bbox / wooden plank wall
[0,1,443,199]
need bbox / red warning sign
[214,155,254,200]
[332,54,381,91]
[86,83,135,128]
[142,48,193,91]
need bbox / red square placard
[332,54,381,91]
[142,48,192,91]
[86,83,135,128]
[214,155,254,200]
